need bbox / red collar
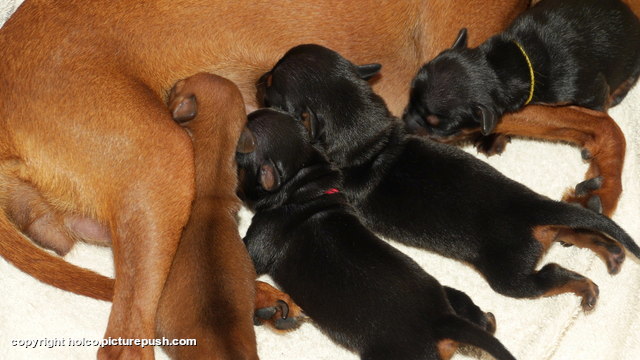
[324,188,340,195]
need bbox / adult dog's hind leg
[496,105,625,216]
[97,101,195,360]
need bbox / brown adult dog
[0,0,528,359]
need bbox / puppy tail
[542,202,640,259]
[435,315,516,360]
[0,212,114,301]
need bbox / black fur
[258,44,640,308]
[237,109,515,360]
[403,0,640,137]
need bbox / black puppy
[237,108,515,360]
[403,0,640,138]
[257,44,640,311]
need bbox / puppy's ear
[258,71,273,87]
[237,127,256,153]
[300,108,320,141]
[259,161,281,191]
[451,28,468,50]
[474,106,497,135]
[355,63,382,81]
[171,94,197,123]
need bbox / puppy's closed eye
[260,162,280,191]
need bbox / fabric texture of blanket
[1,1,638,359]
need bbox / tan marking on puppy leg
[437,339,459,360]
[532,225,560,251]
[555,228,625,274]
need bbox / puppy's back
[506,0,640,88]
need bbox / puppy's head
[236,108,335,209]
[403,29,501,139]
[257,44,388,166]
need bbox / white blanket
[1,1,638,359]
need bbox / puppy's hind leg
[484,261,599,312]
[443,287,496,334]
[553,227,625,275]
[535,263,599,311]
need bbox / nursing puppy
[237,108,515,360]
[403,0,640,214]
[258,44,640,311]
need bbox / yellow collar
[513,41,535,105]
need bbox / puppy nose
[402,110,427,134]
[426,115,440,126]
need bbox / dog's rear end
[0,3,198,358]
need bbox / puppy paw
[474,133,511,156]
[603,242,625,275]
[483,312,497,334]
[578,281,599,312]
[254,281,307,331]
[554,228,625,275]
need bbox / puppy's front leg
[243,220,277,275]
[244,222,306,331]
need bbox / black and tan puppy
[237,108,515,360]
[404,0,640,149]
[258,44,640,311]
[402,0,640,217]
[403,0,640,145]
